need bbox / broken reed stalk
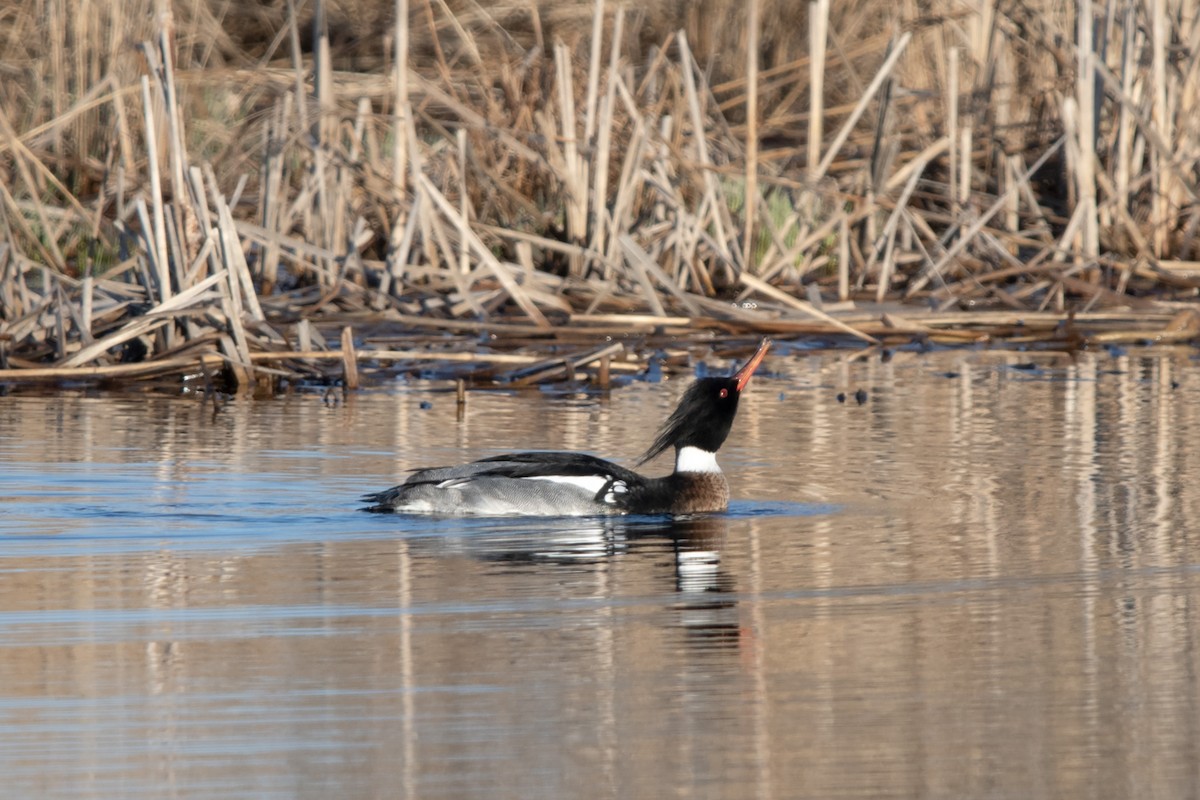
[1075,0,1099,261]
[807,0,828,187]
[743,0,760,272]
[392,0,409,200]
[139,75,172,308]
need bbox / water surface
[2,348,1200,799]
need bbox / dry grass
[1,0,1198,390]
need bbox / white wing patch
[524,474,610,495]
[601,480,628,504]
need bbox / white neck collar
[675,446,721,474]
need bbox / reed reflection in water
[0,348,1198,799]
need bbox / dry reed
[0,0,1198,391]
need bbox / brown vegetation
[0,0,1198,390]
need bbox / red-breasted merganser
[363,338,771,517]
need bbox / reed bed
[0,0,1198,391]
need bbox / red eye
[719,388,729,398]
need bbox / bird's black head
[638,339,771,464]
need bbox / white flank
[525,474,610,494]
[675,446,721,474]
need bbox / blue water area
[1,349,1200,799]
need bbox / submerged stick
[507,341,626,386]
[341,326,359,389]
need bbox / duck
[363,338,770,516]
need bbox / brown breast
[669,473,730,514]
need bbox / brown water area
[2,347,1200,799]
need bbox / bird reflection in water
[454,513,745,653]
[661,514,744,654]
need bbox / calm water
[3,347,1200,799]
